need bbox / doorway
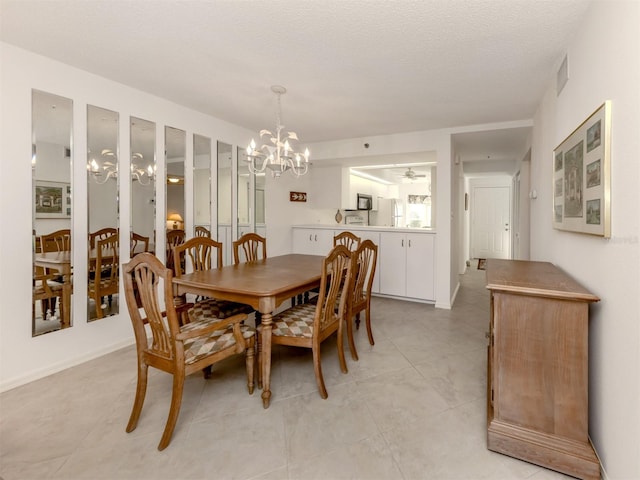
[470,178,512,260]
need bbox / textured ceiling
[1,0,591,165]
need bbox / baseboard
[448,281,461,307]
[0,338,135,393]
[589,435,609,480]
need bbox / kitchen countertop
[292,224,436,233]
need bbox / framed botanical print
[553,101,611,237]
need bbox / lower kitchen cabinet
[379,232,435,301]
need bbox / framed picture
[553,101,610,237]
[35,181,71,218]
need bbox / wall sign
[290,191,307,202]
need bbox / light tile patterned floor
[0,267,575,480]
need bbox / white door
[471,186,511,259]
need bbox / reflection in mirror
[193,134,211,237]
[87,105,119,321]
[256,170,266,226]
[217,142,232,264]
[237,147,252,237]
[165,127,186,265]
[130,117,156,259]
[32,90,73,336]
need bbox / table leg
[60,267,72,329]
[260,311,273,409]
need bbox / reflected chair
[122,252,255,451]
[41,229,71,253]
[172,237,253,325]
[343,239,378,361]
[33,266,64,328]
[258,245,353,398]
[232,232,266,265]
[89,227,118,249]
[194,226,211,238]
[39,228,72,316]
[334,231,361,251]
[130,232,150,257]
[166,229,186,274]
[88,233,119,319]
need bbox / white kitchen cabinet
[292,228,334,256]
[379,232,435,300]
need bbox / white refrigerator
[373,198,402,227]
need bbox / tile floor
[0,267,575,480]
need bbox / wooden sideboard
[486,259,600,480]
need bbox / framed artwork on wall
[552,101,611,237]
[35,181,71,218]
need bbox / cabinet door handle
[314,234,318,241]
[402,239,404,247]
[309,234,312,241]
[409,239,412,247]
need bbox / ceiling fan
[399,167,426,180]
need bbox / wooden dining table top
[172,254,324,312]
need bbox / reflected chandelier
[87,150,155,185]
[246,85,310,178]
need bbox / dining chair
[166,229,186,274]
[130,232,150,257]
[40,229,71,253]
[39,228,72,316]
[343,239,378,361]
[194,226,211,238]
[33,266,64,326]
[334,231,361,250]
[88,233,119,319]
[122,252,255,451]
[258,244,353,398]
[172,237,253,324]
[89,227,118,249]
[232,232,266,265]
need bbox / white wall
[529,2,640,478]
[0,43,254,390]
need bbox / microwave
[357,193,373,210]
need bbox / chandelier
[87,150,155,185]
[246,85,310,178]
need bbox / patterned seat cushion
[268,303,317,338]
[180,320,255,365]
[188,298,253,322]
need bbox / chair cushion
[181,320,255,365]
[269,303,316,338]
[188,298,253,322]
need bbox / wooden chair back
[89,227,118,249]
[315,244,353,336]
[194,226,211,238]
[41,229,71,252]
[172,237,223,278]
[349,239,378,312]
[130,232,150,257]
[333,231,361,251]
[232,233,266,264]
[166,229,186,273]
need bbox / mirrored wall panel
[32,90,73,336]
[87,105,120,321]
[194,134,212,238]
[217,142,232,264]
[165,127,186,270]
[130,117,156,259]
[237,146,252,237]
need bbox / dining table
[34,250,72,328]
[172,253,325,408]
